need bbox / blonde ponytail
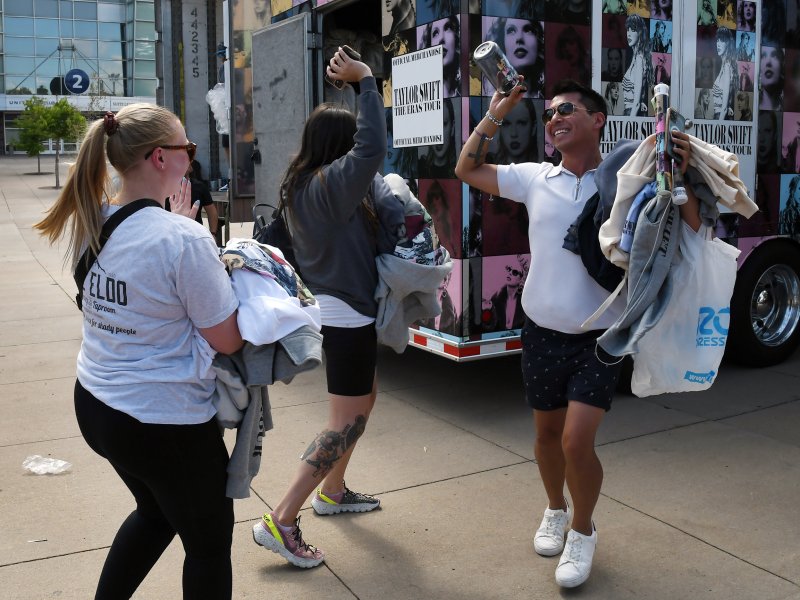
[34,118,109,267]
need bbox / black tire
[726,241,800,367]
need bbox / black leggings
[74,381,233,600]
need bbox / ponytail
[33,118,110,268]
[34,102,180,268]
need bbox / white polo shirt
[497,161,623,334]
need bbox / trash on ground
[22,455,72,475]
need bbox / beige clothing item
[599,134,757,269]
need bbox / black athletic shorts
[520,319,623,412]
[322,323,377,396]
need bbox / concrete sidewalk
[1,155,798,599]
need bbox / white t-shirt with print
[77,205,238,424]
[497,162,623,334]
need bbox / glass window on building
[60,20,74,38]
[37,61,59,76]
[35,19,60,38]
[133,78,156,97]
[97,3,125,22]
[135,21,155,41]
[5,57,36,75]
[136,2,154,21]
[35,0,60,18]
[133,40,154,59]
[59,0,74,19]
[4,37,35,55]
[6,17,35,36]
[74,1,97,20]
[134,59,155,77]
[99,40,123,60]
[6,75,34,94]
[98,22,124,40]
[4,0,34,17]
[73,38,98,57]
[36,37,60,56]
[36,77,52,94]
[74,20,98,39]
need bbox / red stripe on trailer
[445,344,480,358]
[413,334,427,346]
[506,340,522,351]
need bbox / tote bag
[631,223,741,397]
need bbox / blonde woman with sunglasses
[35,104,243,599]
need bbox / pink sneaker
[252,512,324,568]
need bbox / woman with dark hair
[651,0,671,20]
[487,17,545,98]
[757,110,781,173]
[759,46,785,111]
[252,48,403,569]
[695,87,714,119]
[423,179,455,251]
[737,32,754,62]
[604,81,623,116]
[622,14,653,116]
[485,256,527,332]
[738,0,756,31]
[555,26,591,86]
[780,176,800,236]
[35,104,243,597]
[713,27,738,119]
[489,99,539,164]
[419,98,457,178]
[761,0,786,47]
[651,20,671,53]
[422,16,461,97]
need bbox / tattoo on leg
[467,133,491,166]
[301,415,367,478]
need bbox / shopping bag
[631,223,740,397]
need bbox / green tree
[47,99,87,189]
[16,97,50,174]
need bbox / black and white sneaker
[311,483,380,515]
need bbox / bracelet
[485,110,503,126]
[474,130,494,141]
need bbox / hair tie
[103,111,119,136]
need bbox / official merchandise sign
[391,46,443,148]
[64,69,90,94]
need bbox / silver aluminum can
[473,41,525,96]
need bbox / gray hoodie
[286,77,404,318]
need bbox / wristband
[485,110,503,126]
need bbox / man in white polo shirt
[456,78,697,588]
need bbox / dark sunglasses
[144,142,197,161]
[506,265,522,277]
[541,102,595,124]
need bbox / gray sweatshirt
[286,77,403,317]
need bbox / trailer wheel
[726,242,800,366]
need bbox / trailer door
[252,13,315,211]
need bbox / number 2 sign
[64,69,90,94]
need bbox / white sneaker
[533,502,571,556]
[555,525,597,588]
